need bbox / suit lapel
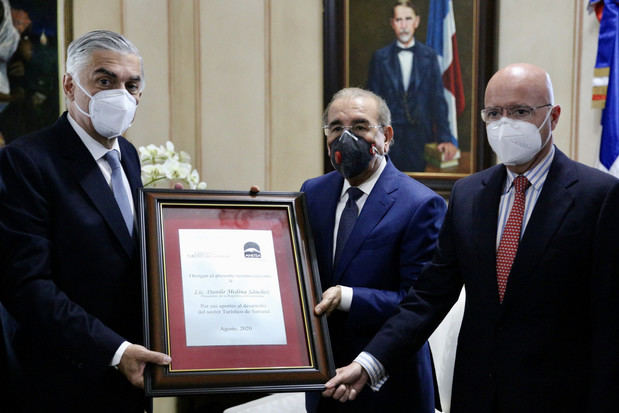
[119,137,143,244]
[503,151,576,304]
[119,137,143,215]
[386,43,405,93]
[409,43,421,94]
[59,118,135,257]
[333,163,397,283]
[473,166,505,306]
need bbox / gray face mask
[329,130,377,179]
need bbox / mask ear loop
[71,76,93,118]
[538,106,554,150]
[371,126,388,157]
[371,145,385,157]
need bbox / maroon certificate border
[139,189,334,396]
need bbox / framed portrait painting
[324,0,497,194]
[0,0,72,145]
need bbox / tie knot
[347,187,363,202]
[513,175,530,193]
[104,150,121,170]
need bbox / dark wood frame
[323,0,497,195]
[139,189,335,396]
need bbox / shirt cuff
[354,351,389,391]
[110,341,131,367]
[337,285,353,311]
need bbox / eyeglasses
[323,123,383,138]
[480,104,552,123]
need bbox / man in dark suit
[0,30,170,412]
[322,63,619,412]
[0,222,20,411]
[302,87,446,412]
[368,1,457,172]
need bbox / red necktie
[496,175,530,303]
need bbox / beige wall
[73,0,323,193]
[497,0,602,166]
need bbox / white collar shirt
[334,155,387,253]
[396,39,415,91]
[67,113,135,217]
[496,144,555,248]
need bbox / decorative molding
[570,0,584,160]
[264,0,272,189]
[167,0,173,143]
[120,0,125,35]
[58,0,73,112]
[194,0,202,174]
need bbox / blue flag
[592,0,619,176]
[426,0,463,146]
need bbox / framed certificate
[139,189,335,396]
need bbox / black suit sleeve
[588,180,619,411]
[364,180,464,372]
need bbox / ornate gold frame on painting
[323,0,497,195]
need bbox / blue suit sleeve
[347,193,447,331]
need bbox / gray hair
[66,30,144,90]
[323,87,392,127]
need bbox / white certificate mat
[178,229,287,346]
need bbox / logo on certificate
[244,242,262,258]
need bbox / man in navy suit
[0,30,170,412]
[322,63,619,412]
[368,1,457,172]
[302,87,446,412]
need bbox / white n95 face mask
[486,109,552,166]
[73,78,137,139]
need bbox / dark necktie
[334,187,364,265]
[496,175,530,303]
[397,46,414,53]
[104,150,134,235]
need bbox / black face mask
[329,130,376,179]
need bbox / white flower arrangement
[138,141,207,189]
